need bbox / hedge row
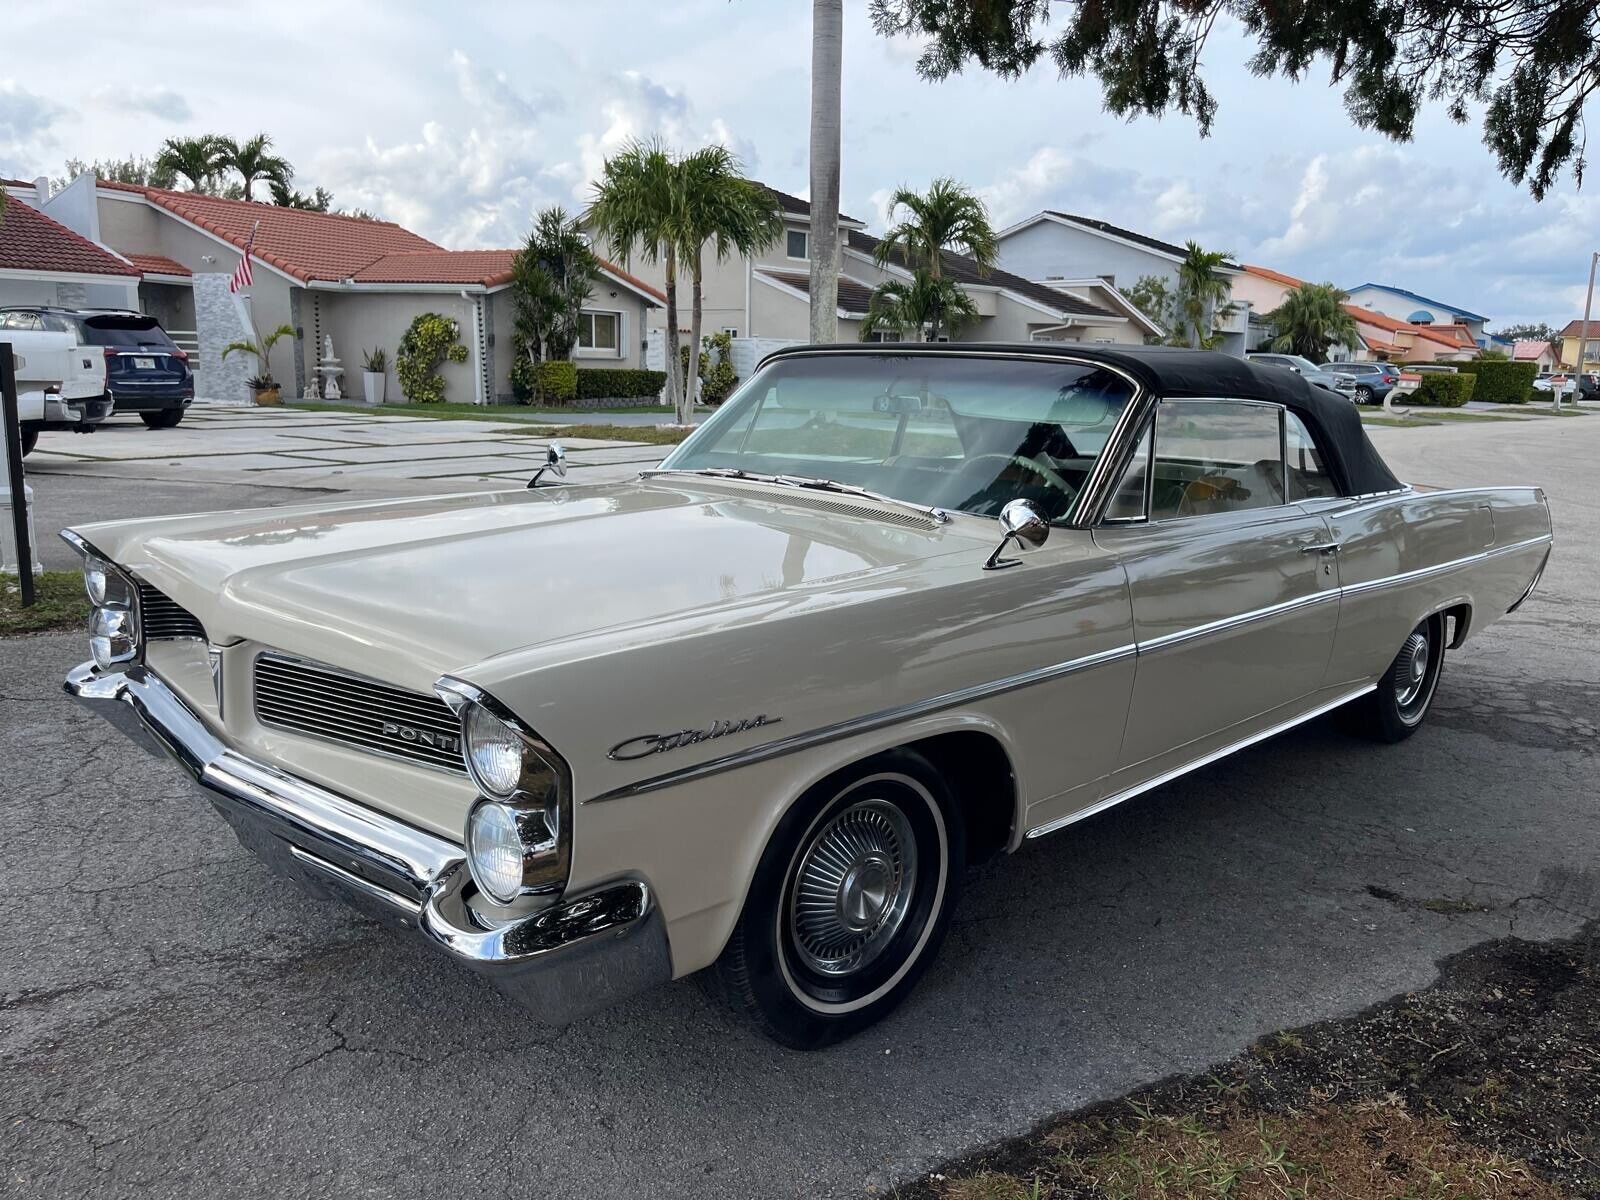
[576,368,667,400]
[1409,372,1477,407]
[1441,359,1537,404]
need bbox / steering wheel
[958,452,1076,494]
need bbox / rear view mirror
[873,393,926,415]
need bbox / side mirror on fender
[983,498,1049,571]
[527,442,568,489]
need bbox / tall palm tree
[809,0,843,344]
[154,135,224,192]
[1172,241,1237,349]
[874,177,997,281]
[860,270,980,342]
[1265,282,1360,360]
[674,146,783,417]
[590,140,684,416]
[218,133,293,202]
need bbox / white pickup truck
[2,324,112,456]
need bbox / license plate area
[132,356,157,370]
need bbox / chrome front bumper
[65,661,671,1023]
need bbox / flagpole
[244,221,261,383]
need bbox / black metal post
[1,341,36,606]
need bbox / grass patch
[544,423,690,446]
[1,571,89,636]
[285,399,704,423]
[901,926,1599,1199]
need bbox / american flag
[229,222,258,293]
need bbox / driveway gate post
[0,342,36,605]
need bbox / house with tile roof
[34,172,662,404]
[994,210,1249,355]
[0,178,140,311]
[1512,339,1559,372]
[1555,319,1600,374]
[1343,283,1491,349]
[605,185,1147,348]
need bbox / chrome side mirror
[527,442,568,489]
[983,499,1049,570]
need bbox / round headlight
[84,556,111,606]
[464,705,526,797]
[465,800,528,904]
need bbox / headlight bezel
[62,532,141,671]
[436,677,572,905]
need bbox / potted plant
[223,324,296,407]
[361,347,387,406]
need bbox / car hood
[77,478,992,692]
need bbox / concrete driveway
[25,403,671,493]
[1,415,1595,1198]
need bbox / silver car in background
[1248,351,1357,400]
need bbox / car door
[1092,398,1342,790]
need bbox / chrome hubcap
[1394,629,1432,710]
[789,798,916,977]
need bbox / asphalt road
[2,416,1596,1198]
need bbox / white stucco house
[29,173,663,404]
[1343,283,1490,350]
[0,178,141,311]
[995,210,1249,355]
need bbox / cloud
[88,85,191,122]
[975,145,1139,229]
[0,81,64,154]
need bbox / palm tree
[860,270,980,342]
[1265,282,1360,360]
[154,135,224,192]
[875,177,997,281]
[674,146,783,416]
[1172,241,1237,349]
[590,140,684,416]
[222,323,297,388]
[511,206,603,370]
[809,0,844,344]
[218,133,293,202]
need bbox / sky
[2,1,1595,330]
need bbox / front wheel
[715,749,964,1049]
[1349,613,1446,742]
[1355,385,1375,405]
[141,409,185,429]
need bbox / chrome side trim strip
[593,533,1552,803]
[1023,683,1378,840]
[584,641,1141,804]
[1340,534,1551,597]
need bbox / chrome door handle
[1301,542,1342,554]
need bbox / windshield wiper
[641,467,950,525]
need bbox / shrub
[536,361,577,403]
[509,354,536,402]
[397,312,469,404]
[574,367,667,400]
[1409,372,1477,407]
[1447,359,1537,404]
[677,331,738,405]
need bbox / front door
[1093,398,1342,789]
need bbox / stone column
[193,273,254,404]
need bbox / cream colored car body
[73,456,1551,981]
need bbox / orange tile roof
[1242,263,1308,288]
[1512,339,1551,360]
[352,250,516,286]
[126,253,190,277]
[1558,318,1600,338]
[0,194,139,277]
[1345,304,1475,348]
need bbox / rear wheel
[1355,385,1375,404]
[1349,614,1445,742]
[715,749,964,1049]
[19,426,39,456]
[140,409,185,429]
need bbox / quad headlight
[67,543,140,671]
[437,679,572,906]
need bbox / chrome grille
[135,580,206,640]
[253,654,466,774]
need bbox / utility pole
[1578,250,1598,402]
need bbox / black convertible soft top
[768,343,1404,497]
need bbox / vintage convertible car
[64,345,1552,1048]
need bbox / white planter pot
[362,371,386,406]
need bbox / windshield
[659,353,1137,521]
[75,316,176,349]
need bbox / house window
[786,229,808,260]
[721,326,739,338]
[578,310,621,354]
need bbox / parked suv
[0,308,113,454]
[1321,360,1401,404]
[1246,351,1356,399]
[67,310,194,428]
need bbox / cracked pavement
[2,416,1596,1198]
